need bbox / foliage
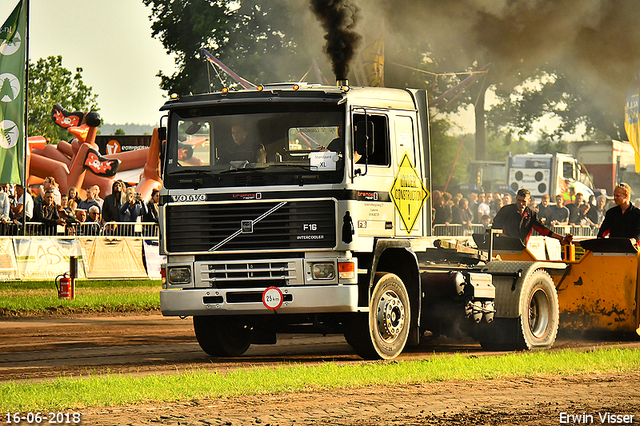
[143,0,321,95]
[28,56,99,142]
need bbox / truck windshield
[164,104,344,187]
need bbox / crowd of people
[431,187,623,236]
[0,177,160,236]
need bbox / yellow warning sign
[390,153,429,234]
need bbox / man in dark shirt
[33,190,65,235]
[493,188,573,245]
[548,194,570,225]
[537,194,552,224]
[597,183,640,240]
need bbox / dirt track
[1,312,639,425]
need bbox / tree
[28,55,99,142]
[143,0,323,95]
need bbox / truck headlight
[168,267,191,284]
[311,263,335,280]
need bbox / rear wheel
[519,269,559,350]
[193,316,253,357]
[345,273,411,360]
[479,269,558,351]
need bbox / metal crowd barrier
[433,224,488,236]
[12,222,160,238]
[433,223,598,238]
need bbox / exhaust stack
[336,79,349,87]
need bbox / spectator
[502,193,512,206]
[527,197,538,212]
[537,194,552,224]
[41,177,62,206]
[567,192,584,225]
[119,187,147,222]
[79,185,101,213]
[102,180,125,223]
[469,192,479,222]
[93,185,104,208]
[477,192,490,220]
[452,197,473,235]
[587,195,607,229]
[33,190,65,235]
[0,184,11,234]
[575,203,594,228]
[84,205,102,236]
[549,194,570,226]
[68,186,83,205]
[480,214,492,229]
[0,184,11,223]
[75,209,87,224]
[143,189,160,223]
[490,198,503,219]
[87,205,102,224]
[12,185,33,224]
[433,194,452,226]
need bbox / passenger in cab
[597,183,640,241]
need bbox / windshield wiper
[168,168,209,175]
[217,165,268,175]
[267,163,313,171]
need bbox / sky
[0,0,177,126]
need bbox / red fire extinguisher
[55,272,74,300]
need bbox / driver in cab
[219,124,266,164]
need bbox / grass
[1,347,638,411]
[0,279,161,316]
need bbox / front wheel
[193,316,253,357]
[345,273,411,360]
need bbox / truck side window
[176,120,210,167]
[562,161,575,180]
[353,114,389,166]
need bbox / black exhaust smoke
[309,0,362,82]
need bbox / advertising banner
[0,237,17,280]
[13,238,84,280]
[81,237,147,279]
[143,239,165,279]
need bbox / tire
[193,316,253,357]
[519,269,559,350]
[479,269,558,351]
[345,273,411,360]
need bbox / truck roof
[160,83,418,111]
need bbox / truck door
[392,114,426,237]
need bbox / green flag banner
[0,1,26,185]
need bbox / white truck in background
[506,152,593,200]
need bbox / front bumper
[160,284,359,316]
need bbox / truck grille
[197,259,301,289]
[165,200,336,253]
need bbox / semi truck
[506,152,594,201]
[157,82,566,359]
